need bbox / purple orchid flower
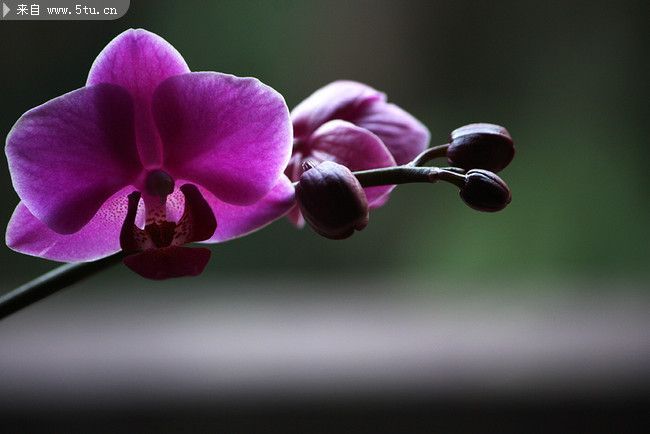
[286,80,430,226]
[5,29,295,279]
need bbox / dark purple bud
[296,161,369,240]
[459,169,511,212]
[448,123,515,172]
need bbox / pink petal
[87,29,190,167]
[291,80,384,140]
[306,120,396,205]
[153,72,292,206]
[286,206,305,228]
[367,189,393,209]
[199,175,295,243]
[291,80,430,165]
[123,246,211,280]
[353,101,430,165]
[6,187,136,262]
[6,83,142,235]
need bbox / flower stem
[436,169,467,188]
[348,143,455,187]
[352,165,469,189]
[0,251,127,321]
[353,166,435,187]
[408,143,449,167]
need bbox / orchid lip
[120,183,217,253]
[118,183,218,280]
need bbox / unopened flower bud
[296,161,369,239]
[448,123,515,172]
[459,169,511,212]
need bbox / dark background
[1,1,648,431]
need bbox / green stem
[408,143,449,167]
[436,169,467,188]
[351,165,467,189]
[0,251,127,321]
[353,166,436,187]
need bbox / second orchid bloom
[286,80,431,227]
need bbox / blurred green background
[1,0,648,291]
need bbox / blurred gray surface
[1,277,648,411]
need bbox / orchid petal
[291,80,384,140]
[367,189,393,209]
[6,83,141,235]
[87,29,190,167]
[123,246,211,280]
[199,175,295,243]
[291,80,430,165]
[353,101,430,165]
[152,72,292,206]
[286,205,306,228]
[6,187,137,262]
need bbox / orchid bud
[459,169,511,212]
[448,123,515,172]
[296,161,369,240]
